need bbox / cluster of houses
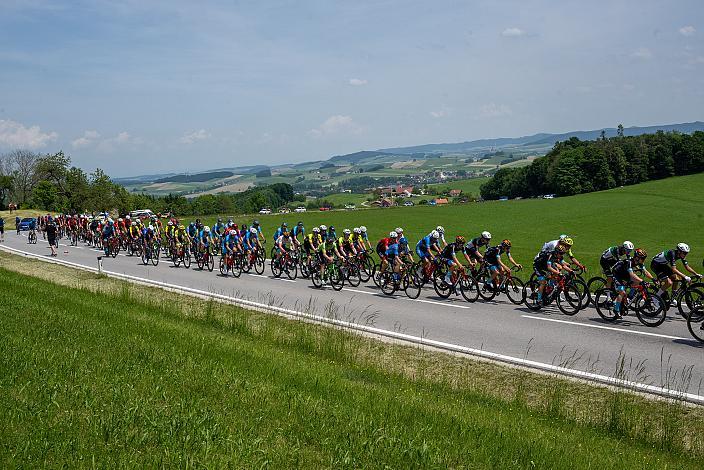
[367,185,465,207]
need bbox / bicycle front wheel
[505,277,525,305]
[594,289,618,321]
[635,293,666,327]
[686,309,704,342]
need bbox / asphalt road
[3,231,703,395]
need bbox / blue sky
[1,0,703,176]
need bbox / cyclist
[319,224,328,242]
[336,229,357,258]
[273,222,288,241]
[385,232,403,279]
[398,232,413,263]
[651,243,702,303]
[141,223,155,254]
[15,215,21,235]
[291,221,305,248]
[221,226,240,265]
[611,248,654,318]
[439,235,468,284]
[274,230,294,261]
[541,235,586,271]
[485,239,522,290]
[128,220,140,244]
[429,225,448,248]
[465,231,492,268]
[101,219,116,255]
[213,218,226,237]
[533,245,572,304]
[244,226,261,257]
[327,225,337,241]
[600,241,634,289]
[316,232,342,279]
[359,226,371,250]
[416,230,441,270]
[303,226,322,258]
[377,231,398,273]
[252,220,265,242]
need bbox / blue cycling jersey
[292,226,305,237]
[385,243,399,257]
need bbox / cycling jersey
[385,242,399,257]
[485,245,509,267]
[600,246,627,276]
[465,236,489,257]
[273,227,286,240]
[101,225,115,239]
[416,235,438,259]
[292,225,305,238]
[612,258,644,284]
[244,231,258,249]
[276,234,293,249]
[376,238,392,257]
[533,250,562,277]
[541,240,574,258]
[650,249,687,281]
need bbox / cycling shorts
[488,264,500,272]
[599,256,618,277]
[650,261,673,281]
[416,245,431,259]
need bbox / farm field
[1,264,703,467]
[0,209,43,230]
[209,173,704,274]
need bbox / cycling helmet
[343,229,351,235]
[253,220,260,226]
[148,224,154,231]
[283,231,290,237]
[167,221,173,226]
[559,234,568,241]
[481,231,492,239]
[329,225,335,231]
[677,242,690,253]
[108,218,113,224]
[125,215,131,219]
[131,221,137,226]
[622,241,634,251]
[179,224,185,230]
[118,218,123,222]
[297,221,303,226]
[282,222,288,227]
[389,231,398,238]
[501,239,512,248]
[250,227,258,234]
[217,218,222,223]
[312,227,320,233]
[320,225,327,231]
[436,225,445,234]
[353,227,361,234]
[562,237,574,247]
[204,226,211,232]
[395,227,404,234]
[456,235,466,245]
[634,248,647,259]
[360,226,367,233]
[431,230,440,239]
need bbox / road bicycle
[310,257,344,291]
[431,264,479,302]
[28,230,37,244]
[475,266,525,305]
[141,240,160,266]
[241,247,265,275]
[271,250,298,280]
[195,245,215,271]
[524,271,584,315]
[593,282,666,327]
[171,243,191,268]
[219,251,242,277]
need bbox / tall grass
[1,266,703,468]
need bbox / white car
[344,204,356,210]
[259,208,272,214]
[403,201,414,207]
[294,206,307,213]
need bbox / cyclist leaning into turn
[611,248,654,318]
[650,243,702,303]
[485,239,522,290]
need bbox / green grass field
[428,176,489,197]
[213,173,704,275]
[1,263,702,467]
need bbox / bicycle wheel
[151,251,159,266]
[380,272,397,296]
[557,284,581,316]
[635,293,666,327]
[254,255,265,275]
[678,284,704,320]
[207,253,214,272]
[358,260,371,283]
[477,272,497,301]
[524,280,543,311]
[346,263,361,287]
[141,250,149,265]
[594,289,618,321]
[300,259,310,279]
[433,276,452,299]
[460,276,479,303]
[219,257,228,276]
[270,258,282,278]
[403,271,422,299]
[329,265,344,291]
[311,269,323,288]
[197,253,205,270]
[173,253,180,267]
[371,263,382,287]
[587,276,607,306]
[184,251,191,269]
[686,309,704,342]
[569,278,588,310]
[505,277,525,305]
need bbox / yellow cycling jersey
[306,233,322,245]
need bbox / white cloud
[72,130,101,148]
[309,115,363,138]
[96,131,135,152]
[0,119,57,149]
[501,27,525,37]
[430,110,446,118]
[348,78,368,86]
[630,48,653,59]
[478,103,512,118]
[679,25,696,36]
[179,129,211,144]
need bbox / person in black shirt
[0,216,4,242]
[612,248,653,318]
[46,219,58,256]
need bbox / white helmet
[436,225,445,234]
[148,224,154,231]
[343,229,351,235]
[118,218,123,222]
[360,226,367,233]
[677,242,690,253]
[108,218,114,224]
[481,231,492,239]
[353,227,361,234]
[389,231,398,238]
[622,241,634,251]
[312,227,320,233]
[125,215,131,219]
[204,226,211,232]
[320,224,327,231]
[167,221,173,226]
[395,227,403,234]
[431,230,440,239]
[250,227,258,234]
[131,221,137,226]
[559,234,568,241]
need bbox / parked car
[499,196,509,201]
[129,209,154,219]
[403,201,414,207]
[278,207,290,214]
[319,207,331,211]
[543,194,555,199]
[344,204,356,210]
[294,206,307,213]
[18,217,36,231]
[259,208,272,214]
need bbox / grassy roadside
[0,209,43,230]
[1,254,703,467]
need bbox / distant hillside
[329,150,393,163]
[377,121,704,155]
[153,171,234,184]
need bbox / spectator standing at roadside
[0,216,4,242]
[46,219,58,256]
[15,216,20,234]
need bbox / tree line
[0,150,296,216]
[479,128,704,200]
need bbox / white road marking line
[414,298,472,309]
[3,242,702,405]
[250,273,297,283]
[521,315,688,340]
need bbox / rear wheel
[183,251,191,269]
[557,284,581,316]
[345,263,361,287]
[477,272,497,301]
[380,271,397,296]
[270,258,282,278]
[686,309,704,342]
[219,257,228,276]
[254,255,265,275]
[285,258,298,280]
[460,276,479,303]
[587,276,607,306]
[311,269,323,288]
[403,271,422,299]
[524,280,543,311]
[372,263,382,287]
[594,289,618,321]
[329,265,344,291]
[678,284,704,320]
